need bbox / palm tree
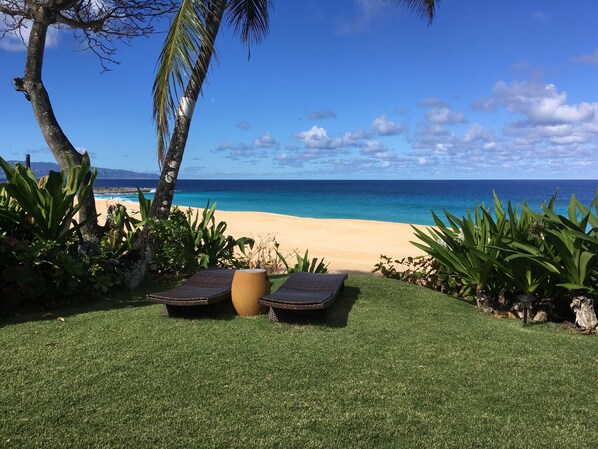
[150,0,438,221]
[123,0,272,286]
[149,0,272,221]
[124,0,439,287]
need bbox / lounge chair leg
[268,307,285,322]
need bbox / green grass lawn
[1,275,596,449]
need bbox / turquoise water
[95,179,597,225]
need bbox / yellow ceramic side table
[231,269,270,316]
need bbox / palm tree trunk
[123,0,226,288]
[570,295,598,333]
[150,0,226,219]
[14,18,101,240]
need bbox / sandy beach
[95,200,427,275]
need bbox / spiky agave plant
[0,154,96,243]
[411,198,507,313]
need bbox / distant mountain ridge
[0,161,159,180]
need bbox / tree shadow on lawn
[0,279,177,327]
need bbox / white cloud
[216,83,598,177]
[307,110,337,120]
[344,129,373,141]
[488,81,597,125]
[412,124,456,150]
[295,125,355,150]
[236,121,251,130]
[254,132,279,149]
[297,126,334,148]
[426,107,466,124]
[532,11,549,23]
[418,98,466,125]
[214,142,268,160]
[335,0,393,35]
[0,17,60,51]
[462,123,494,143]
[361,140,388,154]
[571,49,598,65]
[418,98,447,108]
[371,115,406,136]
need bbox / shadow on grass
[158,299,238,321]
[0,279,177,327]
[266,285,361,328]
[2,275,361,328]
[327,285,360,328]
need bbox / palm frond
[153,0,214,163]
[389,0,439,24]
[226,0,273,59]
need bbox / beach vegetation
[192,201,254,269]
[401,191,598,333]
[0,155,120,314]
[0,159,252,315]
[147,202,254,277]
[0,154,96,243]
[243,233,289,274]
[102,203,143,258]
[2,275,596,448]
[241,234,330,275]
[373,255,468,297]
[276,249,329,274]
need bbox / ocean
[94,179,597,226]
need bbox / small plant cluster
[378,192,598,333]
[243,233,288,274]
[276,248,329,274]
[0,154,119,314]
[242,233,328,274]
[145,202,254,278]
[373,255,467,297]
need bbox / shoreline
[95,199,427,275]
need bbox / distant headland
[0,161,159,180]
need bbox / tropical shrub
[195,202,254,269]
[145,201,254,277]
[401,190,598,332]
[0,231,119,314]
[411,196,508,312]
[503,194,598,331]
[0,155,119,314]
[0,154,96,243]
[101,202,142,258]
[148,207,204,277]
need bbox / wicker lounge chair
[146,268,236,316]
[258,272,348,322]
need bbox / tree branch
[1,0,178,69]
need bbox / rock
[94,187,152,194]
[533,310,548,323]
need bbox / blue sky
[1,0,597,180]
